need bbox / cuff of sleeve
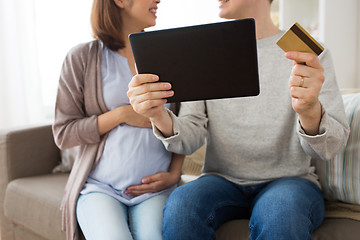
[152,109,181,143]
[297,106,328,139]
[84,115,101,142]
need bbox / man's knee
[163,185,194,221]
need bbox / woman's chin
[142,21,156,30]
[219,12,231,19]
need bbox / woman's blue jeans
[76,192,168,240]
[162,175,324,240]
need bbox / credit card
[276,22,324,56]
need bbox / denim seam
[306,202,316,240]
[206,201,246,226]
[306,197,324,240]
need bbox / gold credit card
[276,22,324,56]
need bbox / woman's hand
[125,153,184,197]
[121,105,152,128]
[124,171,180,197]
[286,51,325,135]
[97,105,151,135]
[127,74,175,137]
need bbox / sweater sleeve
[297,47,350,161]
[153,101,209,155]
[52,43,101,150]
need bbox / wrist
[169,169,181,183]
[116,106,127,125]
[150,107,174,137]
[298,101,322,135]
[149,106,168,123]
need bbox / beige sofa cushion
[216,218,360,240]
[4,173,68,240]
[181,144,205,176]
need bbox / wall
[279,0,359,89]
[319,0,358,89]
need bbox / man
[127,0,349,239]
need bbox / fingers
[129,80,172,98]
[288,56,325,91]
[128,74,159,87]
[289,66,324,91]
[127,74,174,117]
[125,182,161,196]
[286,52,325,117]
[130,88,174,105]
[124,173,170,196]
[126,183,153,193]
[289,86,317,102]
[290,61,324,81]
[289,75,307,88]
[285,51,324,71]
[128,75,173,101]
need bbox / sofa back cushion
[52,146,79,173]
[314,92,360,205]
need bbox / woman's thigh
[129,193,168,240]
[76,192,133,240]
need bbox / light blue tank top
[81,43,173,205]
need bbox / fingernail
[167,91,174,96]
[152,75,159,81]
[287,52,294,58]
[164,83,171,89]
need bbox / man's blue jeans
[162,175,324,240]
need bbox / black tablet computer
[129,18,260,103]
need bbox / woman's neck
[117,26,136,58]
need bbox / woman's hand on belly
[97,105,152,135]
[121,105,152,128]
[124,171,180,197]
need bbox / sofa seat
[216,214,360,240]
[5,173,360,240]
[4,173,68,240]
[2,124,360,240]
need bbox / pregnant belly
[89,124,172,191]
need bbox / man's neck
[233,1,280,40]
[255,17,281,40]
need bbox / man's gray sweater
[154,32,349,188]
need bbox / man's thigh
[250,177,325,240]
[165,174,252,229]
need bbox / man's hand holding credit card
[276,22,326,136]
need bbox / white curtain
[0,0,43,129]
[0,0,93,129]
[0,0,223,130]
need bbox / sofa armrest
[0,124,61,240]
[0,124,61,185]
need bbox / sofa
[1,89,360,240]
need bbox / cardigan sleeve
[52,43,101,150]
